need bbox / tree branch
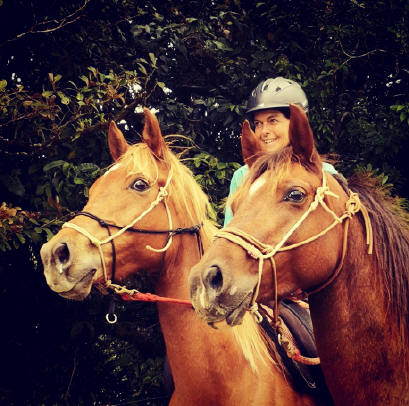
[0,0,92,48]
[336,40,387,72]
[78,99,144,137]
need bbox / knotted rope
[260,304,320,365]
[276,316,320,365]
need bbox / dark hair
[249,107,291,123]
[275,107,290,119]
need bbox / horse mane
[347,171,409,345]
[120,141,279,372]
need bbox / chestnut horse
[189,104,409,405]
[40,109,323,406]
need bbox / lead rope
[260,304,321,366]
[215,171,374,365]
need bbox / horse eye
[130,178,150,192]
[284,189,305,202]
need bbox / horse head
[41,108,197,300]
[189,104,347,325]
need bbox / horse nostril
[204,265,223,292]
[54,242,70,265]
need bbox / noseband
[62,168,203,321]
[215,170,373,326]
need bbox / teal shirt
[223,162,337,226]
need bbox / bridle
[62,168,203,322]
[215,170,373,327]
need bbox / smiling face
[253,109,290,154]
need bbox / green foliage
[0,202,56,251]
[40,160,103,209]
[391,103,409,126]
[187,152,241,223]
[0,0,408,403]
[0,66,150,158]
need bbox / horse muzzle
[189,261,256,327]
[40,233,101,300]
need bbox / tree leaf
[43,160,66,172]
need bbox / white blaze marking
[249,176,266,196]
[103,163,121,176]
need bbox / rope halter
[60,165,206,323]
[215,170,373,326]
[62,168,175,286]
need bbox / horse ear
[289,104,317,165]
[241,120,264,167]
[108,121,129,162]
[142,108,167,159]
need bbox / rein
[215,170,373,343]
[62,168,201,322]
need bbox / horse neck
[155,230,202,303]
[153,233,248,398]
[308,215,409,405]
[154,232,315,406]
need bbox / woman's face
[253,109,290,154]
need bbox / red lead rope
[120,291,192,306]
[106,281,193,306]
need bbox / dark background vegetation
[1,0,408,404]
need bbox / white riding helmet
[246,77,309,114]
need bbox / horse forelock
[348,172,409,348]
[119,143,159,182]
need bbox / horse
[40,108,324,406]
[189,104,409,405]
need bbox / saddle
[260,300,334,405]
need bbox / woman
[224,77,337,225]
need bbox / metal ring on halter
[105,312,118,324]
